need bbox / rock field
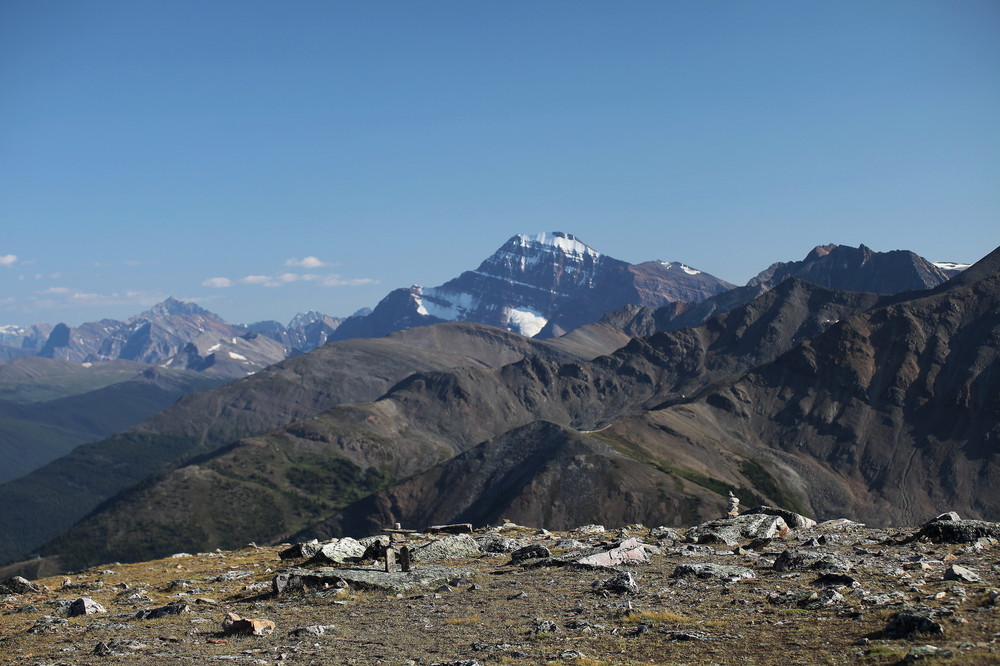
[1,509,999,665]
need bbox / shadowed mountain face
[332,232,735,340]
[305,421,728,540]
[749,243,953,293]
[592,243,957,340]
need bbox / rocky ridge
[1,510,998,665]
[26,244,999,573]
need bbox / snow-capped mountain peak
[331,232,735,340]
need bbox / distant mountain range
[1,235,962,372]
[0,299,353,376]
[0,235,988,573]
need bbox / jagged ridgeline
[0,238,990,574]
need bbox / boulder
[475,533,529,554]
[134,603,190,620]
[671,563,756,580]
[943,565,980,582]
[574,524,606,534]
[68,597,105,617]
[686,514,789,544]
[882,607,945,639]
[308,537,366,564]
[649,527,683,541]
[908,518,1000,544]
[510,544,551,565]
[278,540,323,561]
[274,565,472,594]
[593,570,639,595]
[744,505,816,529]
[0,575,43,595]
[428,523,474,534]
[410,534,482,562]
[773,549,851,572]
[289,624,337,637]
[572,537,649,567]
[222,611,275,636]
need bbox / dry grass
[1,529,999,665]
[624,609,694,624]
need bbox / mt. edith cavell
[0,232,1000,663]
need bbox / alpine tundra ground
[1,517,999,666]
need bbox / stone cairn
[727,491,740,518]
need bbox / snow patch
[420,287,482,322]
[81,362,93,368]
[206,343,222,354]
[934,261,971,272]
[659,261,702,275]
[506,307,548,337]
[411,288,429,316]
[228,351,247,361]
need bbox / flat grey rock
[275,566,473,594]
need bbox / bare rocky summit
[2,511,998,665]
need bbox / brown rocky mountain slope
[37,268,950,570]
[0,322,603,567]
[329,245,1000,536]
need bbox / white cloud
[239,275,275,286]
[201,271,377,290]
[286,256,327,269]
[322,275,379,287]
[0,254,17,267]
[29,288,166,309]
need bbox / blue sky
[2,1,998,327]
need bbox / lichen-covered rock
[308,537,366,564]
[908,519,1000,544]
[672,563,756,580]
[773,549,851,572]
[744,505,816,529]
[410,534,482,561]
[686,514,789,545]
[882,606,946,639]
[278,540,322,560]
[649,526,683,541]
[475,533,529,553]
[134,603,190,620]
[274,566,472,594]
[510,544,551,565]
[593,570,639,595]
